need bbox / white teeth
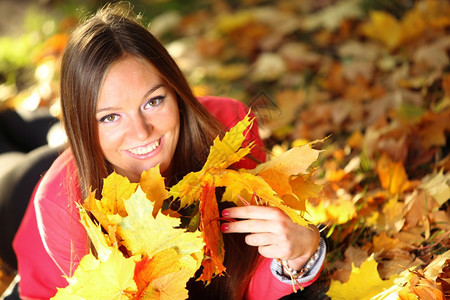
[128,140,159,155]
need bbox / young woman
[13,3,326,299]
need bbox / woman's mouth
[127,139,160,156]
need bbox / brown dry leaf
[404,190,440,232]
[263,89,305,133]
[278,42,321,71]
[414,36,450,71]
[330,246,369,283]
[376,197,406,234]
[377,248,421,280]
[436,259,450,297]
[421,0,450,29]
[418,110,450,150]
[409,271,446,300]
[216,11,270,59]
[424,250,450,280]
[347,130,364,150]
[301,0,363,31]
[250,52,286,82]
[394,227,427,249]
[373,232,411,255]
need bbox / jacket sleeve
[13,150,89,299]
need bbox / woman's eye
[99,114,119,123]
[144,96,165,109]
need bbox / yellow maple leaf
[52,249,138,300]
[360,10,403,50]
[219,171,310,227]
[56,186,204,299]
[283,175,323,213]
[53,210,139,299]
[168,172,204,208]
[251,143,321,197]
[219,170,282,206]
[306,198,356,225]
[108,187,204,258]
[101,171,138,217]
[83,172,138,231]
[169,115,254,207]
[326,254,399,299]
[204,113,254,170]
[140,165,169,218]
[142,255,199,300]
[290,175,323,201]
[78,205,113,262]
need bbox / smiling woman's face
[96,56,180,182]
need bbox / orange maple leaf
[376,153,410,195]
[134,249,181,298]
[198,183,226,284]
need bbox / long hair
[60,3,260,299]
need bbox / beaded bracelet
[281,243,321,279]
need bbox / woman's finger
[222,205,287,220]
[244,232,275,247]
[221,219,279,234]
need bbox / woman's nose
[131,113,152,140]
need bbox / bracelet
[281,243,321,279]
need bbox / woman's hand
[221,205,320,273]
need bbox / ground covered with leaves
[0,0,449,299]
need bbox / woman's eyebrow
[96,106,120,114]
[142,84,164,101]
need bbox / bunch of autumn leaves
[52,115,322,299]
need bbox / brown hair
[60,2,259,298]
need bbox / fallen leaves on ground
[1,0,449,298]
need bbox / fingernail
[222,209,229,217]
[221,223,229,232]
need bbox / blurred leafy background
[0,0,449,299]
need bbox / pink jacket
[14,96,317,299]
